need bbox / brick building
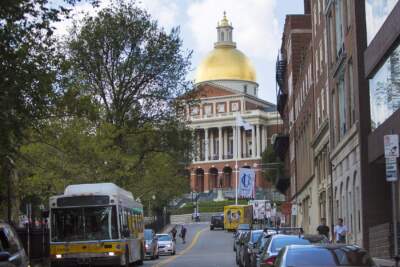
[363,0,400,258]
[186,13,283,200]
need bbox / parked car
[273,244,377,267]
[302,234,330,244]
[144,229,159,260]
[240,230,263,267]
[233,224,251,252]
[0,222,28,267]
[236,231,250,266]
[250,230,278,267]
[156,234,175,256]
[257,234,311,267]
[210,215,224,230]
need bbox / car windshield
[51,206,118,242]
[252,231,263,243]
[270,237,311,253]
[144,230,153,240]
[157,235,171,241]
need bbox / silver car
[156,234,175,255]
[0,222,28,267]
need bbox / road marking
[153,227,207,267]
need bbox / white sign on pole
[291,204,298,216]
[386,157,398,182]
[384,135,399,158]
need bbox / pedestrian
[334,218,348,243]
[170,226,177,242]
[180,225,187,244]
[317,218,330,239]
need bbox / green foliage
[1,1,194,217]
[261,146,283,184]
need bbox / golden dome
[195,46,257,84]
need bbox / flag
[238,168,255,198]
[235,114,252,130]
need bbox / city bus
[49,183,144,267]
[224,205,253,231]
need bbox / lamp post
[148,194,156,217]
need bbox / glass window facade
[370,44,400,130]
[365,0,398,44]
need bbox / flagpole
[235,124,238,205]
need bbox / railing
[223,154,233,159]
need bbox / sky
[53,0,304,103]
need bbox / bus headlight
[56,254,62,259]
[108,252,115,256]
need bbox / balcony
[277,89,288,117]
[273,134,289,161]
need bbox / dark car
[239,230,263,267]
[257,234,311,267]
[144,229,159,260]
[236,231,250,266]
[233,224,251,252]
[0,222,28,267]
[210,215,224,230]
[273,244,377,267]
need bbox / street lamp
[148,194,156,217]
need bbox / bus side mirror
[0,252,11,262]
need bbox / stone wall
[369,223,391,259]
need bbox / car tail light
[264,256,276,266]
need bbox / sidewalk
[374,258,396,267]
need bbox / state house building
[185,13,283,198]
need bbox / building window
[288,72,293,98]
[365,0,398,44]
[348,60,355,125]
[338,69,347,138]
[335,0,344,57]
[369,43,400,130]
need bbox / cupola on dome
[195,12,257,84]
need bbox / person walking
[180,225,187,244]
[334,218,348,243]
[317,218,330,239]
[170,226,177,242]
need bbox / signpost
[385,134,399,266]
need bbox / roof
[64,183,133,200]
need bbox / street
[144,222,236,267]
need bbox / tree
[63,1,192,128]
[0,0,73,220]
[16,1,194,212]
[261,146,283,184]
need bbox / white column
[251,125,256,158]
[242,129,247,158]
[233,126,237,159]
[263,125,268,151]
[196,130,200,161]
[238,127,242,159]
[205,128,209,161]
[256,124,261,157]
[210,130,214,160]
[261,126,265,153]
[224,128,228,157]
[218,127,223,160]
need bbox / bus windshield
[51,206,118,242]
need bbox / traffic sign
[386,157,398,182]
[384,135,399,158]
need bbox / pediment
[192,83,238,98]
